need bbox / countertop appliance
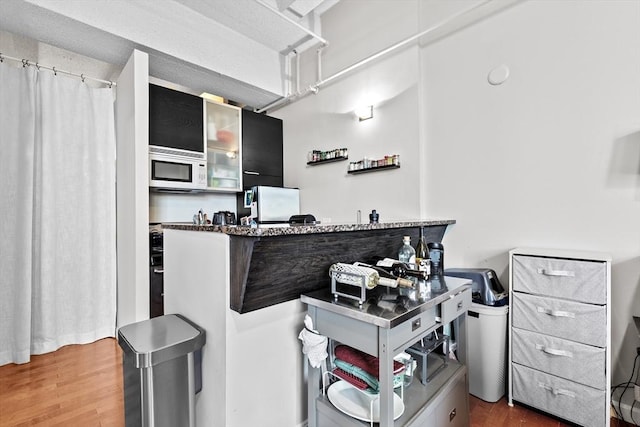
[213,211,236,225]
[444,268,507,306]
[149,153,207,191]
[250,186,300,223]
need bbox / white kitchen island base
[163,229,308,427]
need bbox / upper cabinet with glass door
[205,100,242,192]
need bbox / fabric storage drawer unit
[508,248,611,427]
[512,363,606,427]
[512,255,606,304]
[511,292,606,347]
[511,328,606,390]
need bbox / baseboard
[611,385,640,424]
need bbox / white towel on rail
[298,314,328,368]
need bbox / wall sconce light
[355,105,373,121]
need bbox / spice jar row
[307,148,349,163]
[348,154,399,172]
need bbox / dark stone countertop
[162,219,456,237]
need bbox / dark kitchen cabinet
[149,83,204,155]
[236,110,283,221]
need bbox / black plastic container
[427,242,444,276]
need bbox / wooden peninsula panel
[229,223,451,313]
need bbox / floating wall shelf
[307,156,349,166]
[347,164,400,174]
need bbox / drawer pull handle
[537,268,575,277]
[244,170,260,175]
[538,382,576,398]
[536,306,575,318]
[535,344,573,358]
[153,268,164,274]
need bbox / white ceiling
[0,0,339,109]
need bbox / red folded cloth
[334,345,404,378]
[332,368,369,390]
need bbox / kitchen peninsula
[162,219,464,427]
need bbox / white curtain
[0,61,117,365]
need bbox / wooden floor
[0,338,634,426]
[0,338,124,427]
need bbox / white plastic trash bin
[467,302,508,402]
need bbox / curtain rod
[0,53,116,88]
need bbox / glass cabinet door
[205,100,242,191]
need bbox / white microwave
[149,153,207,191]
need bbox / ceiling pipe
[256,0,494,114]
[254,0,329,47]
[296,49,301,94]
[317,45,324,82]
[284,50,293,97]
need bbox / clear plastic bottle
[398,236,416,267]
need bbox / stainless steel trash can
[118,314,206,427]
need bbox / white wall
[149,192,237,223]
[276,0,640,388]
[421,0,640,386]
[115,50,150,326]
[0,30,121,84]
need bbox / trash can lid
[118,314,205,368]
[469,302,509,315]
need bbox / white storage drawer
[512,363,605,427]
[512,292,606,347]
[512,328,606,389]
[512,255,606,304]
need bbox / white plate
[327,381,405,423]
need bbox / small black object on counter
[369,209,379,224]
[289,214,317,225]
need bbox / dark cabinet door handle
[153,268,164,274]
[244,170,260,175]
